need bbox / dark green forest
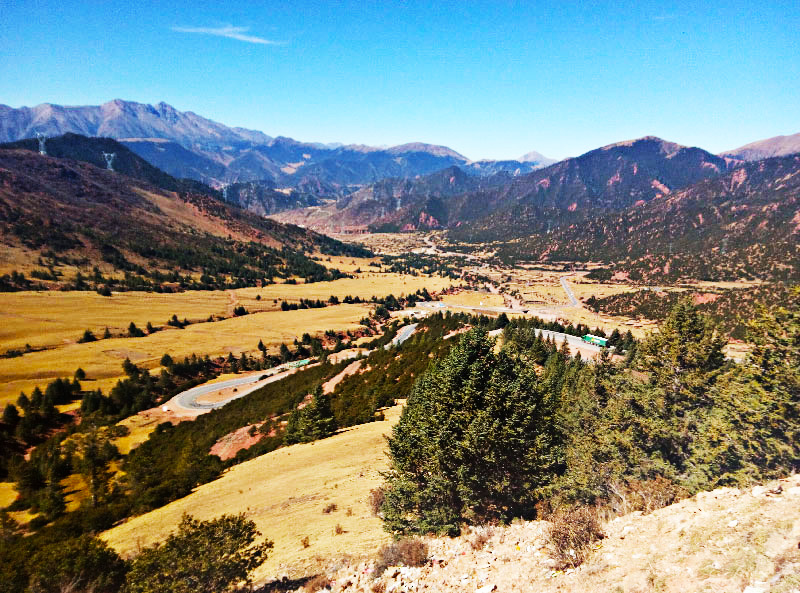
[381,295,799,535]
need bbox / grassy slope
[102,405,403,582]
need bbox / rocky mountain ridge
[500,154,800,282]
[276,136,737,237]
[0,100,554,194]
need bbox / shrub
[28,535,127,593]
[301,535,310,548]
[468,525,495,550]
[128,322,145,338]
[546,507,604,569]
[382,329,561,535]
[78,329,97,343]
[322,503,337,514]
[125,513,272,593]
[374,538,428,576]
[368,487,385,517]
[334,523,344,535]
[608,477,688,516]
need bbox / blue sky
[1,0,798,160]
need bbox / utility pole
[102,152,116,171]
[36,132,47,155]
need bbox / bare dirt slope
[327,475,800,593]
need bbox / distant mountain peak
[599,136,682,152]
[517,150,556,165]
[386,142,468,160]
[721,132,800,161]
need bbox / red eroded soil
[209,422,273,460]
[693,292,721,305]
[322,359,364,394]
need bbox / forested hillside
[0,145,369,292]
[499,155,800,282]
[381,296,799,536]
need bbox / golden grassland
[0,482,35,525]
[0,274,450,354]
[0,290,232,352]
[312,254,382,273]
[0,304,369,408]
[440,290,505,309]
[234,273,453,309]
[114,414,171,455]
[102,405,403,582]
[0,274,453,407]
[335,232,432,255]
[0,481,17,509]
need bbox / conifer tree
[382,329,561,535]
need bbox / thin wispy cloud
[652,14,677,21]
[172,24,281,45]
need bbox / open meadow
[102,404,403,583]
[440,290,505,308]
[0,273,453,407]
[0,304,366,407]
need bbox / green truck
[581,334,608,347]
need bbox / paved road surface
[169,322,421,414]
[416,301,522,315]
[167,364,300,414]
[386,323,418,349]
[560,275,580,306]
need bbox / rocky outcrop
[290,474,800,593]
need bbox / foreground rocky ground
[288,474,800,593]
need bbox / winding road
[167,322,423,415]
[166,363,308,415]
[164,274,587,415]
[386,323,418,349]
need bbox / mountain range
[0,100,554,194]
[1,99,797,283]
[0,136,367,291]
[275,136,737,237]
[502,153,800,282]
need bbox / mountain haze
[273,165,515,232]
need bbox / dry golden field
[341,233,432,255]
[313,254,382,273]
[102,405,403,583]
[440,290,505,309]
[0,304,368,407]
[0,481,17,509]
[0,274,451,354]
[0,274,453,407]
